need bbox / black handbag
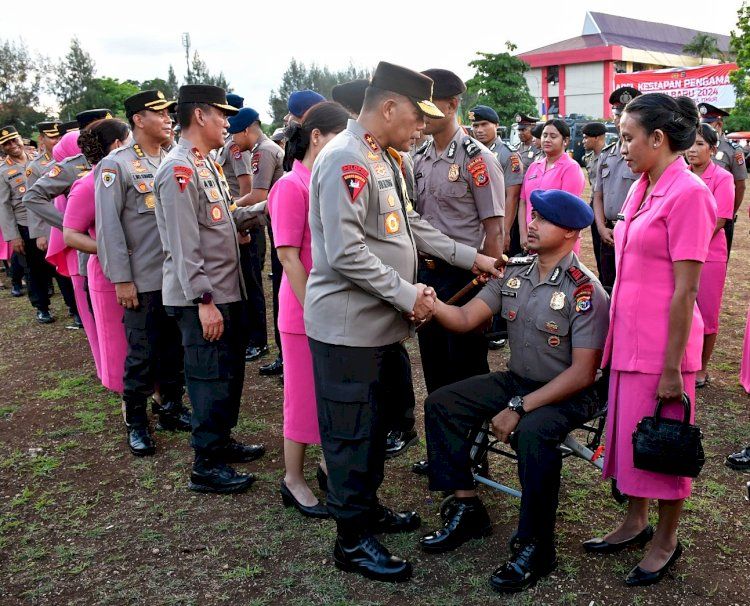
[632,394,705,478]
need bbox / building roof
[519,11,731,59]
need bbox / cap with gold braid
[0,126,21,145]
[37,121,62,138]
[177,85,239,115]
[369,61,444,119]
[76,108,114,130]
[124,90,177,118]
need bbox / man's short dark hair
[176,102,214,128]
[362,86,396,113]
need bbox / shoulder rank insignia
[447,140,457,160]
[462,138,480,158]
[566,266,590,286]
[415,140,431,155]
[133,144,145,158]
[506,255,535,266]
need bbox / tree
[683,33,724,63]
[727,2,750,132]
[185,51,230,90]
[166,65,179,99]
[0,39,51,137]
[465,42,537,127]
[268,59,371,126]
[53,37,96,113]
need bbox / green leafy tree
[185,51,230,90]
[727,3,750,132]
[268,59,371,127]
[166,65,179,99]
[683,33,724,63]
[465,42,537,128]
[0,39,51,137]
[53,37,96,114]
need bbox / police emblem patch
[448,164,460,182]
[101,169,117,188]
[49,165,62,178]
[550,291,565,310]
[341,164,368,202]
[547,335,561,347]
[385,211,400,234]
[144,193,156,209]
[210,205,223,221]
[506,277,521,289]
[173,166,193,192]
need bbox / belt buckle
[425,259,436,270]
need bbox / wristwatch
[192,292,213,305]
[507,396,526,417]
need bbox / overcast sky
[4,0,742,122]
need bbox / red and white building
[517,11,731,119]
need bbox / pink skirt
[603,370,696,500]
[0,226,12,261]
[280,331,320,444]
[696,259,727,335]
[72,274,102,379]
[87,256,126,393]
[741,305,750,394]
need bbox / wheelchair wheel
[439,494,456,520]
[611,479,628,505]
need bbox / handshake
[405,284,439,325]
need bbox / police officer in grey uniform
[581,121,607,277]
[96,90,192,457]
[413,69,505,396]
[516,113,541,169]
[593,87,640,291]
[698,102,747,256]
[0,125,56,322]
[420,189,609,593]
[154,85,266,494]
[306,62,501,582]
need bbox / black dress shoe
[583,525,654,554]
[127,426,156,457]
[245,344,269,362]
[216,439,266,463]
[489,542,558,593]
[625,542,683,587]
[259,356,283,376]
[412,460,429,475]
[420,498,492,553]
[488,338,506,350]
[10,285,23,297]
[372,505,421,534]
[36,310,54,324]
[155,400,192,432]
[385,429,419,459]
[280,480,330,519]
[66,312,83,330]
[316,465,328,493]
[725,446,750,471]
[333,535,412,582]
[189,459,255,494]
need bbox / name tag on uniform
[501,290,517,298]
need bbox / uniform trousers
[122,291,185,424]
[599,233,616,292]
[239,231,268,349]
[425,371,599,546]
[309,338,413,536]
[417,259,489,394]
[168,302,248,457]
[17,225,55,312]
[589,219,603,279]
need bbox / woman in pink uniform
[584,94,715,586]
[687,124,734,387]
[518,119,585,252]
[63,119,130,393]
[46,132,102,378]
[267,102,349,519]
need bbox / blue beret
[226,93,244,109]
[530,189,594,230]
[287,90,325,118]
[469,105,499,124]
[227,107,260,134]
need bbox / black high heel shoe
[280,480,330,519]
[316,465,328,493]
[583,525,654,554]
[625,541,683,587]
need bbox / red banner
[614,63,737,108]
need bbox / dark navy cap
[530,189,594,230]
[609,86,640,109]
[0,126,20,145]
[469,105,499,124]
[531,123,544,139]
[582,122,607,137]
[178,85,239,115]
[59,120,79,136]
[332,79,369,115]
[37,121,62,137]
[370,62,444,118]
[76,108,113,130]
[226,93,244,109]
[697,102,729,123]
[287,90,325,118]
[227,107,260,134]
[421,68,466,99]
[516,113,540,127]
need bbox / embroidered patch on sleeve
[173,165,194,193]
[101,168,117,188]
[341,164,369,202]
[230,143,242,161]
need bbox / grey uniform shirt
[24,152,56,239]
[414,128,505,249]
[96,141,166,293]
[476,252,609,383]
[216,135,252,199]
[594,142,638,221]
[154,137,264,307]
[251,134,284,192]
[714,135,748,182]
[0,154,33,241]
[518,142,541,169]
[305,119,478,347]
[488,137,524,188]
[583,150,600,203]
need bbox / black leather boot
[155,399,192,432]
[124,400,155,456]
[420,497,492,553]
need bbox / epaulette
[503,141,517,153]
[506,255,535,266]
[415,140,431,155]
[462,137,481,158]
[728,139,741,150]
[601,141,616,153]
[109,145,132,157]
[61,153,86,166]
[566,265,591,286]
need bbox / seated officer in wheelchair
[419,189,610,593]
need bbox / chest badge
[547,335,561,347]
[550,291,566,310]
[374,162,388,177]
[384,211,400,234]
[545,321,559,333]
[506,277,521,289]
[387,194,396,208]
[210,205,223,222]
[144,193,156,209]
[448,164,460,182]
[507,310,517,321]
[367,151,380,162]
